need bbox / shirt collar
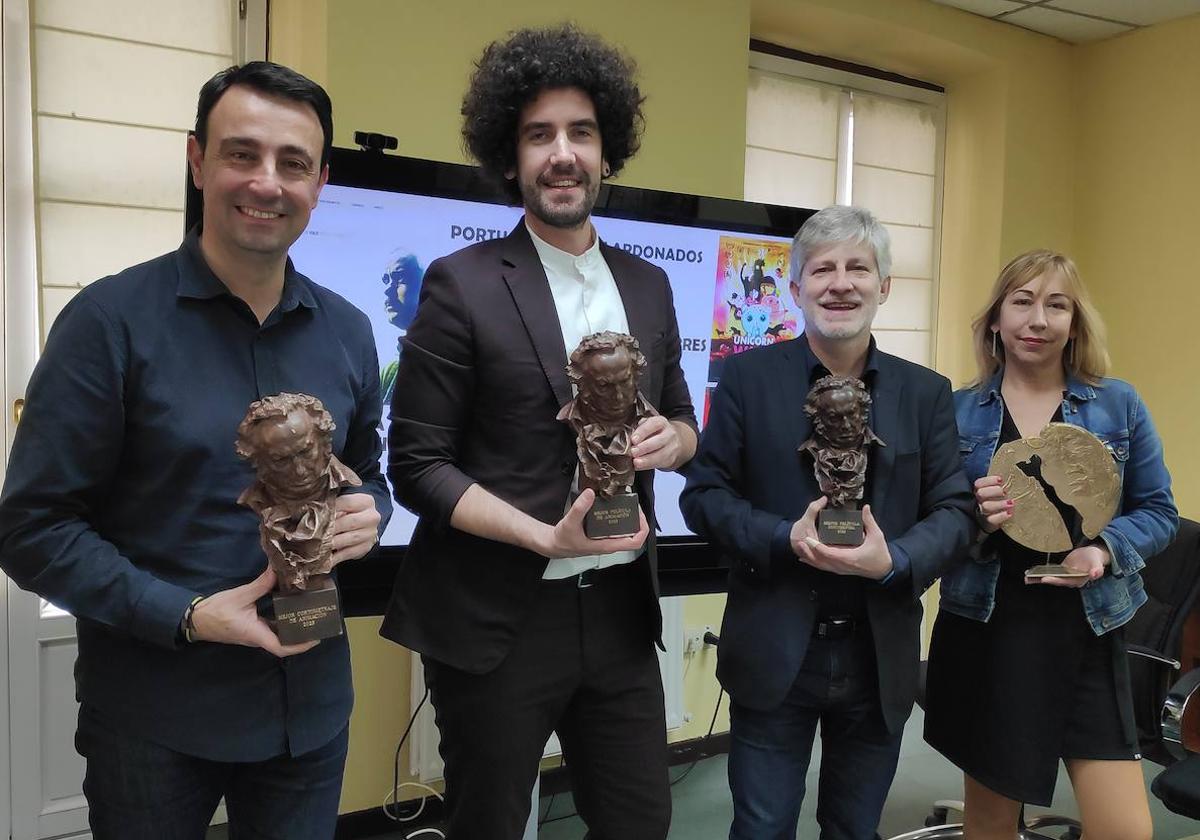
[798,332,881,386]
[525,218,604,276]
[978,372,1003,405]
[176,227,318,313]
[977,367,1097,405]
[1064,372,1097,401]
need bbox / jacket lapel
[781,340,813,452]
[868,358,899,512]
[602,243,657,360]
[500,224,572,407]
[783,340,819,498]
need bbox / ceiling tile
[1003,6,1134,41]
[929,0,1028,17]
[1046,0,1200,27]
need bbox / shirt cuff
[772,519,796,562]
[130,578,203,650]
[879,542,911,588]
[1096,531,1125,577]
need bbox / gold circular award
[987,423,1121,553]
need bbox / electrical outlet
[684,625,714,655]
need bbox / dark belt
[543,560,637,590]
[813,615,857,640]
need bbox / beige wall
[1074,17,1200,516]
[269,0,1193,815]
[323,0,749,199]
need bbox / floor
[348,708,1200,840]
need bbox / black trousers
[423,559,671,840]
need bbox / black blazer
[381,222,697,673]
[680,335,974,733]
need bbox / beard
[521,168,600,230]
[810,321,868,341]
[804,299,879,343]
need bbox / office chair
[1151,663,1200,818]
[888,517,1200,840]
[1138,518,1200,820]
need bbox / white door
[7,607,89,840]
[3,0,93,833]
[0,0,12,829]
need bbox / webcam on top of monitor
[354,131,398,153]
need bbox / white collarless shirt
[526,221,644,579]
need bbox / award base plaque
[272,576,343,645]
[585,492,640,538]
[818,508,864,547]
[1024,563,1090,581]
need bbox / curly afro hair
[461,24,645,203]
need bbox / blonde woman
[924,250,1177,840]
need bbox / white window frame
[747,48,947,359]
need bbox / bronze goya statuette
[798,375,884,546]
[557,331,656,538]
[236,393,361,643]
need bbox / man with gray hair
[681,205,974,839]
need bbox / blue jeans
[727,632,902,840]
[75,705,348,840]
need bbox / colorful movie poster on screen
[707,235,798,383]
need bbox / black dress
[923,406,1138,805]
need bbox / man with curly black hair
[460,23,644,207]
[381,24,697,840]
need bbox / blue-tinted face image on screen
[286,161,803,548]
[377,248,424,405]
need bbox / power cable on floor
[671,687,724,786]
[383,688,433,824]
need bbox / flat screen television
[186,147,814,608]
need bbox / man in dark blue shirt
[0,62,390,840]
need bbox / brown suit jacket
[380,221,698,672]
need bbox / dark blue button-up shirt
[0,231,391,760]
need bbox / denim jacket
[939,372,1178,635]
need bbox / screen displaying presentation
[281,152,809,547]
